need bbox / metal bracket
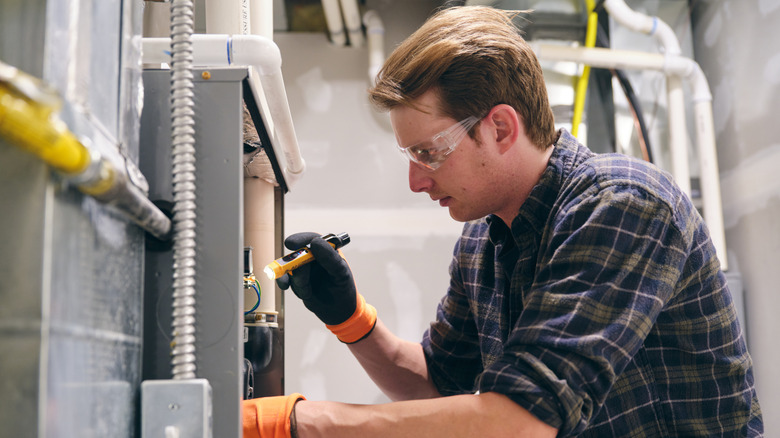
[141,379,213,438]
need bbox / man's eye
[412,147,435,161]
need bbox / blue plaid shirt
[421,129,762,436]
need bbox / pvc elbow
[363,10,384,33]
[230,35,282,75]
[604,0,655,34]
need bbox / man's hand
[278,232,376,343]
[277,232,357,325]
[243,394,305,438]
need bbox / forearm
[347,317,439,401]
[294,392,558,438]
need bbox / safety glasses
[396,116,480,171]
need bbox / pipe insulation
[531,42,727,270]
[143,35,306,187]
[169,0,199,380]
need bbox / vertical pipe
[250,0,273,39]
[339,0,364,47]
[363,10,384,85]
[205,0,240,34]
[694,101,727,269]
[571,0,598,137]
[244,0,279,321]
[666,76,691,196]
[245,178,277,317]
[321,0,347,46]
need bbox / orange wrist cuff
[325,293,377,344]
[243,393,305,438]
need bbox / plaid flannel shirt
[421,129,762,436]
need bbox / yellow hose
[0,62,171,240]
[0,83,90,175]
[572,0,599,137]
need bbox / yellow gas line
[0,62,170,240]
[572,0,599,137]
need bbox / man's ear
[485,104,521,153]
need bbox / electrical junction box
[141,379,213,438]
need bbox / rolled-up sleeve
[422,233,485,396]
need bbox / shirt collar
[491,128,592,242]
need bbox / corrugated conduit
[169,0,198,380]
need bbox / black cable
[595,20,655,163]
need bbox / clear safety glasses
[396,116,480,171]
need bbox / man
[244,5,762,437]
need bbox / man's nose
[408,162,433,193]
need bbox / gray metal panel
[0,0,48,76]
[140,68,246,438]
[46,190,145,438]
[0,1,146,437]
[119,0,144,163]
[0,142,49,438]
[44,0,122,138]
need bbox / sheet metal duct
[0,0,145,437]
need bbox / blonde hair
[368,6,556,150]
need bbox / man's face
[390,91,511,223]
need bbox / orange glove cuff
[325,293,377,343]
[243,393,306,438]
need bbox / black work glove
[277,232,358,326]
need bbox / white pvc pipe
[250,0,273,39]
[363,10,384,85]
[693,100,727,268]
[339,0,364,48]
[142,35,306,186]
[205,0,241,34]
[531,44,665,71]
[603,0,655,34]
[605,0,689,194]
[605,0,682,55]
[322,0,347,46]
[667,76,691,196]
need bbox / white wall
[277,1,455,404]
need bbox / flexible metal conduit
[169,0,198,380]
